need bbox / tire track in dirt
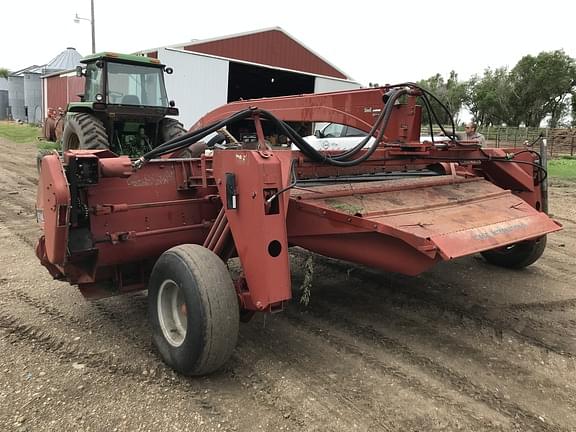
[0,283,154,354]
[0,185,40,249]
[303,274,576,401]
[505,297,576,312]
[224,358,308,430]
[284,307,565,432]
[0,310,162,382]
[310,291,576,414]
[0,311,237,429]
[89,299,154,353]
[235,330,398,432]
[237,317,505,431]
[303,251,576,359]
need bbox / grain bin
[8,76,25,121]
[0,90,8,119]
[24,72,42,123]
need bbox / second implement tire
[481,236,547,269]
[148,244,239,376]
[61,113,109,151]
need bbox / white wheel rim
[157,279,188,347]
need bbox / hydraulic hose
[133,84,445,169]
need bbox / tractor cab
[62,52,185,156]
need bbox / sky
[1,0,575,87]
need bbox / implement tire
[148,244,239,376]
[61,113,109,151]
[481,236,547,269]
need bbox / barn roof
[136,27,351,80]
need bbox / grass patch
[37,141,61,151]
[0,121,41,144]
[548,158,576,179]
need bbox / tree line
[415,50,576,128]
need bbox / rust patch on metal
[324,198,364,216]
[127,166,174,187]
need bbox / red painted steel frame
[36,87,561,313]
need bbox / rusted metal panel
[36,154,71,266]
[45,74,84,111]
[289,176,561,267]
[212,150,293,311]
[184,29,347,80]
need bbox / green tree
[508,50,576,127]
[417,71,468,125]
[571,92,576,127]
[0,68,10,79]
[467,50,576,127]
[467,67,512,125]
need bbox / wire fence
[476,126,576,157]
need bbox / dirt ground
[1,138,575,432]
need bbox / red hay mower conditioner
[36,84,561,375]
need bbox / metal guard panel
[295,176,560,261]
[38,155,71,265]
[429,213,560,259]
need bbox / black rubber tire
[160,118,187,144]
[61,113,109,151]
[481,236,547,269]
[148,244,239,376]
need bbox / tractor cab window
[84,63,103,101]
[106,62,168,107]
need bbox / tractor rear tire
[61,113,109,151]
[148,244,239,376]
[481,236,547,269]
[160,118,187,144]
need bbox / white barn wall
[158,48,229,129]
[314,77,361,93]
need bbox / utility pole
[90,0,96,54]
[74,0,96,54]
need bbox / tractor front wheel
[481,236,547,269]
[61,113,109,151]
[148,244,239,376]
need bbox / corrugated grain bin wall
[24,73,42,123]
[0,90,8,119]
[8,76,25,121]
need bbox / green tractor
[62,52,186,156]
